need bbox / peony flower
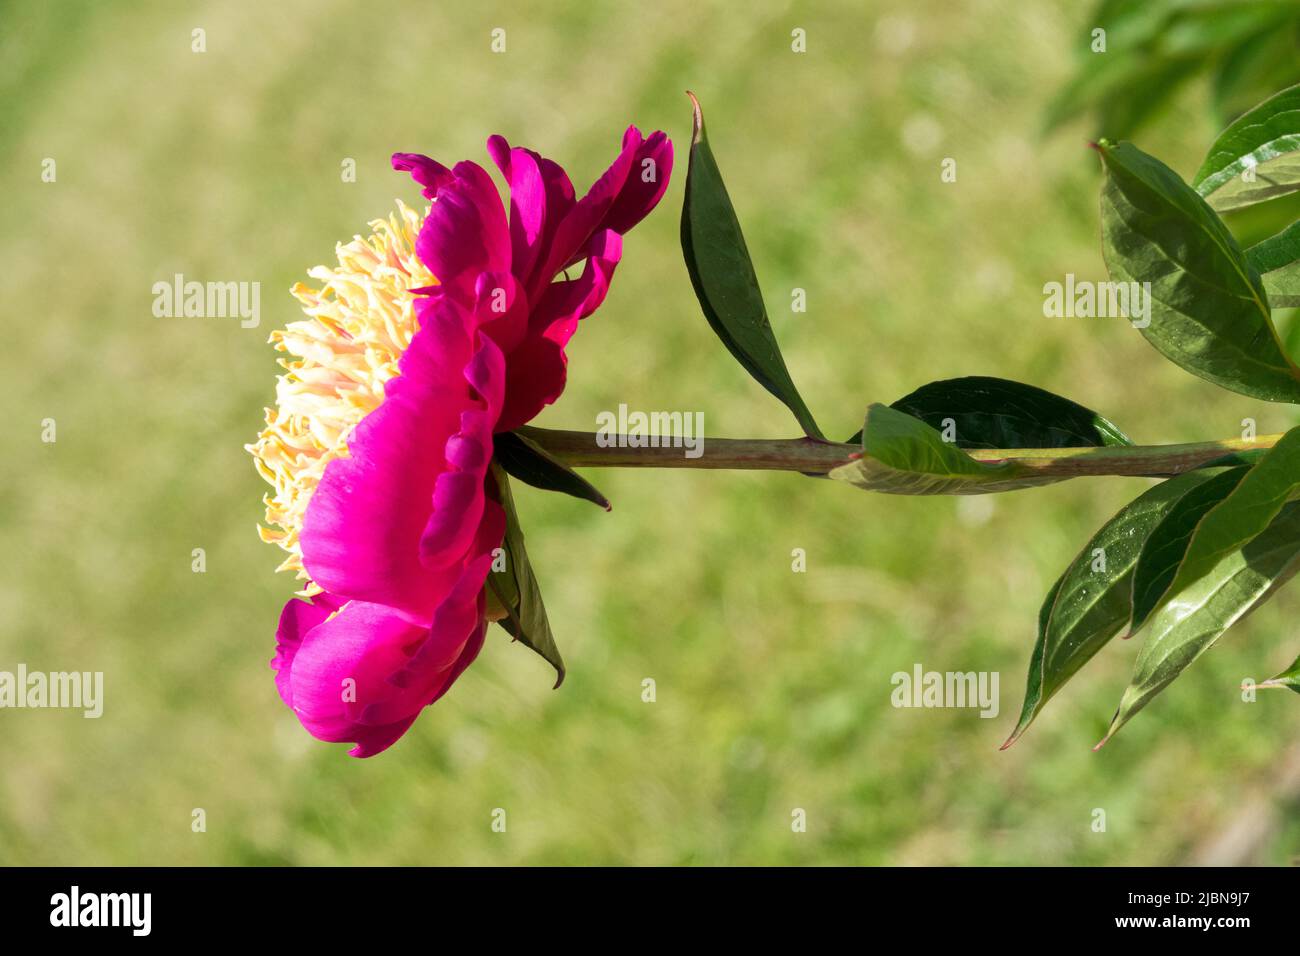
[252,127,672,756]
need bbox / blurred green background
[4,0,1300,866]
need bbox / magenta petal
[286,501,506,757]
[392,152,455,199]
[300,304,491,620]
[486,134,512,178]
[534,229,622,339]
[416,161,511,290]
[500,144,549,282]
[533,136,637,296]
[365,502,504,725]
[473,270,530,354]
[538,156,576,234]
[285,599,433,754]
[496,230,622,431]
[419,335,505,565]
[272,591,345,710]
[603,130,674,234]
[348,715,421,758]
[419,419,491,566]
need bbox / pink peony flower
[270,127,672,756]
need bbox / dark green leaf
[680,92,823,439]
[494,430,610,510]
[884,376,1132,450]
[1129,466,1250,634]
[1102,501,1300,743]
[1193,83,1300,211]
[1004,467,1231,748]
[1246,219,1300,308]
[829,404,1053,496]
[487,465,565,688]
[1260,652,1300,693]
[1097,139,1300,402]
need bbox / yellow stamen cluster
[246,200,432,590]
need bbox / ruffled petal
[603,128,674,235]
[391,152,455,199]
[282,500,506,757]
[473,270,530,355]
[366,500,505,726]
[419,321,505,565]
[272,591,345,710]
[283,599,433,755]
[485,138,548,285]
[533,135,637,297]
[299,299,500,619]
[415,161,511,291]
[496,229,623,431]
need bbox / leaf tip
[686,90,703,143]
[1094,711,1123,751]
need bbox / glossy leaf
[1159,427,1300,602]
[829,404,1054,496]
[494,430,610,510]
[487,465,565,688]
[1259,653,1300,693]
[1193,83,1300,211]
[1246,220,1300,308]
[884,376,1132,450]
[1004,467,1230,748]
[680,92,823,439]
[1097,139,1300,403]
[1102,501,1300,743]
[1128,466,1250,634]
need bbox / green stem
[517,426,1283,479]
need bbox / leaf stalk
[517,426,1285,480]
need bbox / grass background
[3,0,1300,865]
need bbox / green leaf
[1097,139,1300,403]
[494,430,610,510]
[1193,83,1300,211]
[1043,1,1186,136]
[1210,23,1300,129]
[1004,467,1231,748]
[829,404,1054,496]
[1045,1,1297,138]
[487,465,565,688]
[1145,426,1300,608]
[1246,220,1300,308]
[883,376,1132,450]
[1259,652,1300,693]
[1101,500,1300,744]
[1128,466,1250,634]
[680,92,823,439]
